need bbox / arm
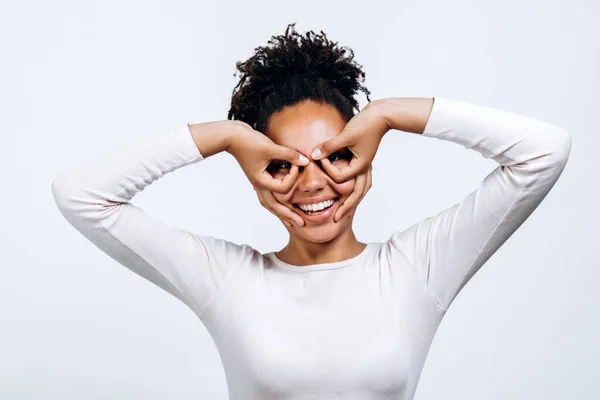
[364,97,434,135]
[379,97,572,311]
[51,122,254,316]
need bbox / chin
[295,222,348,244]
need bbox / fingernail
[298,154,309,164]
[311,148,321,159]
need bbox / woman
[52,23,571,400]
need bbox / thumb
[271,143,309,166]
[310,134,348,160]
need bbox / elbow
[552,127,572,164]
[51,175,79,213]
[539,127,572,174]
[51,178,70,212]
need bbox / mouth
[292,197,340,224]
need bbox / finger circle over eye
[318,157,336,176]
[321,158,350,183]
[261,175,288,194]
[280,164,299,191]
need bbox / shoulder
[186,233,262,265]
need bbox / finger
[259,164,299,193]
[272,144,309,166]
[255,187,293,224]
[334,168,368,223]
[320,155,369,184]
[357,167,373,208]
[310,134,351,160]
[333,169,366,223]
[257,187,305,226]
[364,166,373,198]
[351,167,372,220]
[279,164,301,192]
[275,202,305,226]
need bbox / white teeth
[298,199,334,212]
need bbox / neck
[276,227,367,267]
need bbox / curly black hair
[227,22,372,134]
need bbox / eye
[280,161,292,170]
[327,148,353,163]
[267,161,292,174]
[328,153,341,162]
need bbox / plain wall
[1,0,598,398]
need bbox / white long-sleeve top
[51,98,571,399]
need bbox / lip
[293,196,339,207]
[294,197,340,224]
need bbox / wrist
[368,97,434,135]
[188,120,243,158]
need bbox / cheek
[270,176,355,205]
[333,178,356,198]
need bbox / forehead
[265,100,347,155]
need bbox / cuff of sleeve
[175,123,205,161]
[421,97,452,138]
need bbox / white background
[1,0,598,398]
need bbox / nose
[296,161,328,193]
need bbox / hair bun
[228,22,371,133]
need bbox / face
[264,100,359,243]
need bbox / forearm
[52,124,204,217]
[367,97,435,135]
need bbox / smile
[298,199,333,213]
[292,197,340,223]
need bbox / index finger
[320,155,368,183]
[258,163,299,193]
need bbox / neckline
[266,243,373,273]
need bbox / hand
[253,186,305,228]
[310,101,389,180]
[227,122,309,192]
[226,122,309,226]
[310,101,389,221]
[333,165,372,223]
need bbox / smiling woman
[52,21,571,400]
[261,98,369,252]
[226,22,380,262]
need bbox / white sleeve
[388,98,572,311]
[51,124,255,315]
